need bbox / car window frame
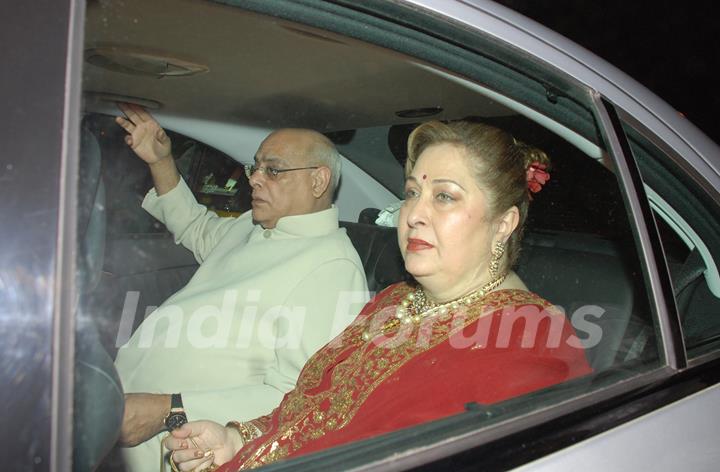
[592,96,686,371]
[53,0,87,470]
[54,0,719,470]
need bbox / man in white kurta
[112,103,368,471]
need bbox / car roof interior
[83,0,517,132]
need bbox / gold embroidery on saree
[238,287,548,468]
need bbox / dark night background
[495,0,720,146]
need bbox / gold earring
[489,241,505,280]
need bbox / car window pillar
[592,93,686,370]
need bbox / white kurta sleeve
[181,258,369,422]
[141,178,239,263]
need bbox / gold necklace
[361,273,507,341]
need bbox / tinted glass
[622,122,720,357]
[76,0,664,469]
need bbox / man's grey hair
[310,137,342,194]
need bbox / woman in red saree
[164,120,592,471]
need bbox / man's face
[248,130,319,229]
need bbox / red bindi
[422,174,427,180]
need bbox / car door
[0,1,79,470]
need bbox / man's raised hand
[116,102,172,165]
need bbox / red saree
[218,284,592,470]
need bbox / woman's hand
[116,102,172,165]
[163,420,243,471]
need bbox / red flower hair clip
[526,161,550,194]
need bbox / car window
[76,0,669,469]
[621,122,720,358]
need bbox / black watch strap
[170,393,183,409]
[164,393,188,431]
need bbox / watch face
[165,412,188,431]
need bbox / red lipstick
[407,238,434,251]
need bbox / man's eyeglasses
[244,164,319,180]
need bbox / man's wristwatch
[164,393,188,431]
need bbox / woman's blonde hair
[405,120,551,273]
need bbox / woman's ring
[169,451,181,472]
